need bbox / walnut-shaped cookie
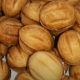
[2,0,27,17]
[40,1,75,35]
[7,46,29,72]
[29,51,63,80]
[21,1,45,25]
[0,60,11,80]
[58,30,80,65]
[0,17,22,46]
[19,24,53,55]
[15,71,35,80]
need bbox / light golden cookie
[29,51,63,80]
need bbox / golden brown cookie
[21,1,45,25]
[40,1,75,35]
[19,24,53,55]
[58,30,80,65]
[0,17,22,46]
[7,46,29,71]
[2,0,27,17]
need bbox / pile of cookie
[0,0,80,80]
